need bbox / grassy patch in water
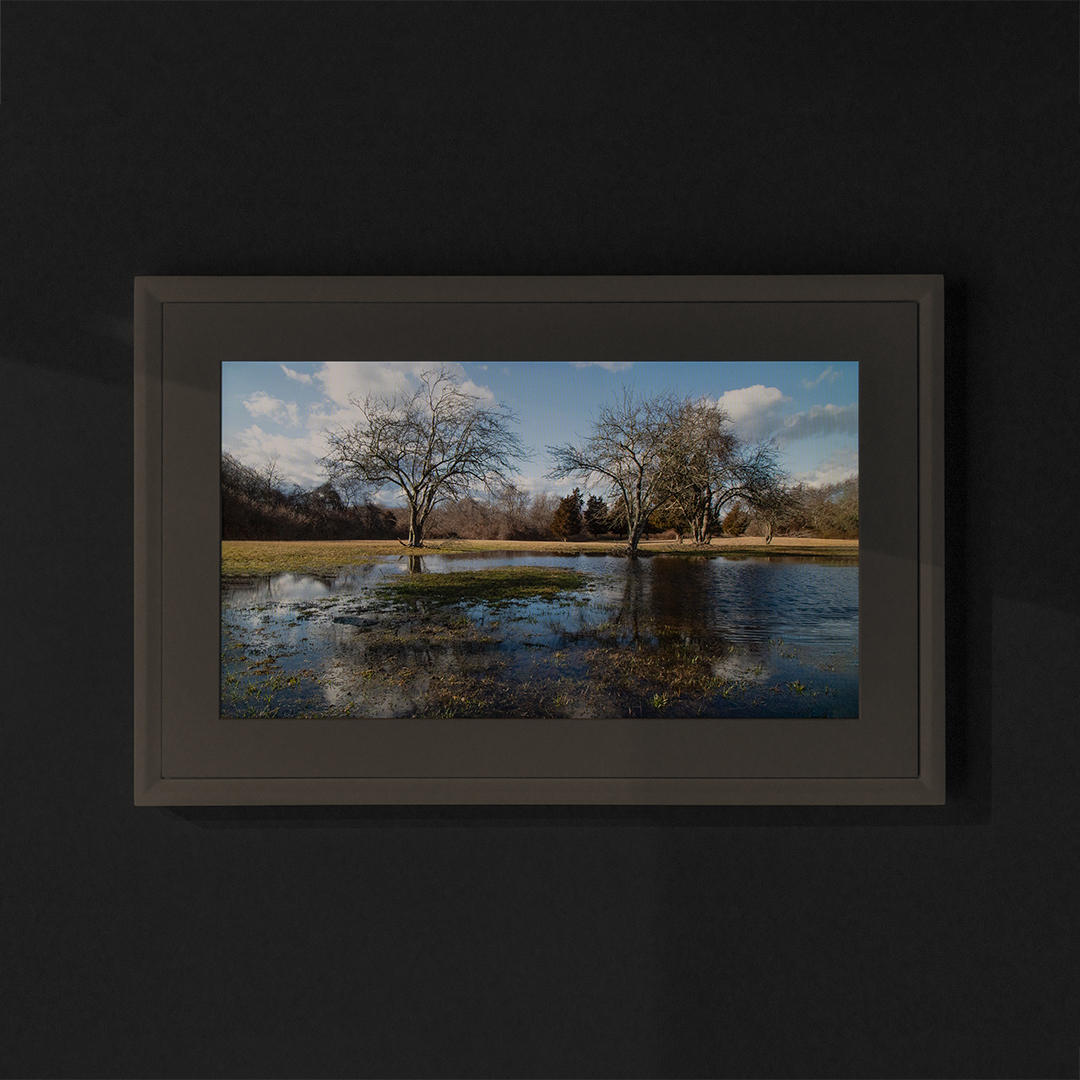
[220,642,322,719]
[382,566,589,605]
[360,617,495,659]
[584,638,729,713]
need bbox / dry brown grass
[221,536,858,575]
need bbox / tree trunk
[691,507,710,545]
[692,488,712,545]
[407,503,424,548]
[626,519,644,556]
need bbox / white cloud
[225,424,330,488]
[242,391,299,427]
[708,384,788,440]
[314,361,494,407]
[795,447,859,488]
[802,365,840,390]
[229,365,500,490]
[510,473,576,499]
[371,484,405,508]
[777,402,858,444]
[305,401,358,433]
[459,378,496,402]
[572,361,634,372]
[705,386,856,449]
[714,384,787,423]
[280,364,312,384]
[314,362,412,406]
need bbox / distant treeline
[722,475,859,541]
[223,453,858,543]
[222,454,398,540]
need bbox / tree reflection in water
[220,551,859,719]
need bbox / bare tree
[429,494,490,540]
[527,492,559,538]
[709,441,788,541]
[492,481,532,540]
[665,399,738,544]
[549,390,792,553]
[259,456,282,503]
[321,368,526,548]
[747,483,805,543]
[666,399,788,544]
[547,389,685,555]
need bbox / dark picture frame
[134,275,943,805]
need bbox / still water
[221,552,858,719]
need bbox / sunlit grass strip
[381,566,590,604]
[221,537,859,576]
[221,540,386,576]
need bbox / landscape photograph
[221,359,859,720]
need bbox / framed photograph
[134,275,943,805]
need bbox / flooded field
[221,550,858,719]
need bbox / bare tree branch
[546,388,686,555]
[548,389,792,552]
[320,367,527,548]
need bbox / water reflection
[221,551,858,719]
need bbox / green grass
[381,565,589,605]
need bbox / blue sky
[223,360,858,503]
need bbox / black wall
[3,4,1078,1077]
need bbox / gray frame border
[134,275,944,805]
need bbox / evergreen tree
[583,494,610,536]
[550,487,584,539]
[721,503,751,536]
